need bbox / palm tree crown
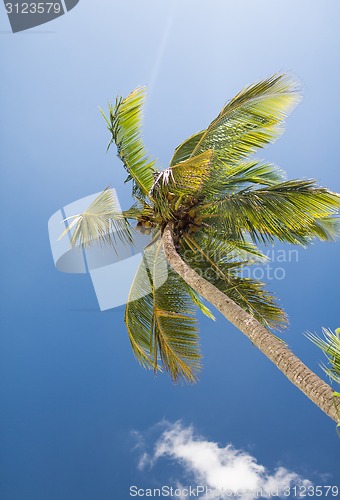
[62,74,340,385]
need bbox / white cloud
[137,421,312,499]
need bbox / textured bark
[162,224,340,422]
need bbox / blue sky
[1,1,340,499]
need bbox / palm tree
[62,74,340,422]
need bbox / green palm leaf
[165,150,213,196]
[203,160,286,198]
[200,180,340,245]
[170,73,300,167]
[309,216,340,241]
[125,239,201,382]
[170,130,205,166]
[101,87,156,199]
[186,286,216,321]
[193,160,287,207]
[180,232,287,330]
[152,150,214,219]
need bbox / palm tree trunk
[162,224,339,422]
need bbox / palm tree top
[62,73,340,383]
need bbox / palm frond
[167,150,214,195]
[199,180,340,245]
[170,130,205,166]
[186,286,216,321]
[203,160,286,199]
[101,87,156,199]
[152,150,214,219]
[170,73,300,168]
[307,328,340,385]
[180,232,287,330]
[186,226,267,264]
[59,188,134,250]
[125,240,201,382]
[308,216,340,241]
[181,217,269,264]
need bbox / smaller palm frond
[180,232,287,330]
[224,275,288,331]
[307,328,340,385]
[202,224,269,263]
[185,285,216,321]
[59,188,135,250]
[181,223,268,264]
[170,130,205,166]
[101,87,156,199]
[202,160,286,200]
[199,180,340,245]
[125,239,201,382]
[170,73,301,167]
[307,216,340,241]
[151,150,214,218]
[162,150,213,195]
